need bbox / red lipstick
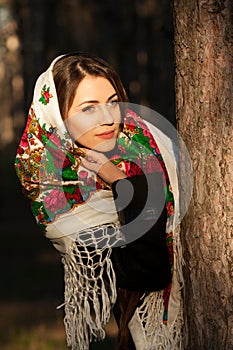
[96,130,115,139]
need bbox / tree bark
[173,0,233,349]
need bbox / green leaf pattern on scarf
[15,108,175,323]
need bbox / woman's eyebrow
[107,93,117,101]
[78,93,118,107]
[78,100,98,107]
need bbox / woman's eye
[108,99,119,107]
[81,105,95,113]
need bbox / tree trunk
[173,0,233,349]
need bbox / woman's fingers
[82,148,106,164]
[81,156,104,173]
[80,148,126,184]
[81,148,108,172]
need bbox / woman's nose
[99,105,114,125]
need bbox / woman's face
[66,75,121,152]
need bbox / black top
[111,173,172,292]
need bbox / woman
[15,53,184,350]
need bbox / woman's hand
[81,148,126,185]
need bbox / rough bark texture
[173,0,233,349]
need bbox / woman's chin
[93,139,117,153]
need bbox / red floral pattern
[39,84,53,105]
[44,189,68,212]
[15,108,175,323]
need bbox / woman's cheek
[65,117,93,142]
[76,133,93,148]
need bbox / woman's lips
[96,130,115,139]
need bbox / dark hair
[53,52,128,119]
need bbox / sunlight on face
[65,76,121,152]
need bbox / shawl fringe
[128,225,184,350]
[129,291,183,350]
[59,240,117,350]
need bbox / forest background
[0,1,175,349]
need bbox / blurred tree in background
[0,1,175,349]
[0,0,175,149]
[0,0,23,148]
